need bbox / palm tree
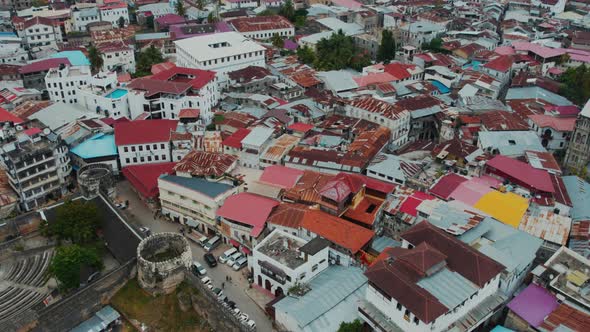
[88,46,103,74]
[175,0,186,17]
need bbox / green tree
[44,200,101,244]
[422,37,444,52]
[296,45,316,65]
[175,0,186,17]
[258,9,275,16]
[118,16,125,28]
[337,319,363,332]
[88,46,104,74]
[207,12,219,23]
[196,0,204,10]
[146,15,155,30]
[49,244,103,291]
[560,64,590,106]
[377,29,396,63]
[279,0,295,21]
[271,33,284,48]
[135,45,165,77]
[349,51,372,72]
[313,30,368,71]
[295,15,306,28]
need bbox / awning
[242,246,251,255]
[230,239,240,248]
[186,220,198,228]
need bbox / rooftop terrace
[258,231,307,270]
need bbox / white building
[346,97,411,148]
[71,7,101,32]
[45,64,91,104]
[225,0,259,9]
[239,126,274,168]
[229,15,295,40]
[97,41,136,73]
[114,119,178,168]
[175,32,266,83]
[0,34,28,64]
[20,17,63,51]
[158,174,239,235]
[528,114,575,151]
[252,229,330,297]
[360,222,505,332]
[399,21,446,47]
[99,1,129,28]
[126,66,219,123]
[76,71,130,119]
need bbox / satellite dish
[16,125,23,131]
[43,128,51,135]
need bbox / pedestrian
[222,282,225,289]
[226,276,228,282]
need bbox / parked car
[198,236,209,247]
[232,257,248,271]
[204,253,217,267]
[212,287,224,299]
[219,247,238,264]
[245,319,256,330]
[226,300,236,309]
[232,308,241,317]
[191,261,206,276]
[139,227,151,236]
[203,235,221,251]
[238,313,249,322]
[200,276,211,285]
[226,252,243,266]
[218,294,227,302]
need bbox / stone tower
[564,99,590,172]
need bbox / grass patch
[111,279,208,332]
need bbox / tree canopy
[312,30,370,72]
[421,37,445,53]
[135,45,165,77]
[271,33,284,48]
[49,244,103,291]
[337,319,363,332]
[87,46,103,74]
[43,200,101,244]
[279,0,295,21]
[377,30,396,64]
[118,16,125,28]
[175,0,186,17]
[559,64,590,106]
[296,45,316,65]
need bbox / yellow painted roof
[474,191,528,228]
[567,270,589,286]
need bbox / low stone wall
[185,272,255,332]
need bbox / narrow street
[114,181,275,332]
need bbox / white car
[238,313,249,322]
[226,252,243,266]
[200,276,211,285]
[219,247,238,264]
[233,308,241,317]
[245,319,256,330]
[191,261,207,276]
[232,257,248,271]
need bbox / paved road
[115,181,274,332]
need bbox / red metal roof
[528,114,576,132]
[114,119,178,146]
[19,58,71,74]
[221,128,251,148]
[216,193,279,237]
[486,155,555,193]
[150,66,216,90]
[550,174,572,207]
[287,122,314,132]
[429,173,468,200]
[0,107,23,124]
[229,15,294,33]
[122,162,176,199]
[483,55,514,72]
[178,108,200,118]
[259,165,304,189]
[383,63,415,80]
[399,191,435,216]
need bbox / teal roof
[491,326,515,332]
[417,268,479,309]
[70,133,117,159]
[160,175,234,198]
[50,50,90,67]
[563,176,590,221]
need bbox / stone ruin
[137,233,192,295]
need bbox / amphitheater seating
[0,250,53,322]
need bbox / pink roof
[512,42,565,59]
[543,105,580,117]
[288,122,314,132]
[216,193,279,237]
[429,173,468,200]
[353,72,396,87]
[19,58,70,75]
[0,107,23,124]
[528,114,576,132]
[483,55,514,72]
[449,176,500,206]
[494,46,516,55]
[486,155,554,193]
[150,66,216,90]
[330,0,363,8]
[507,284,559,327]
[114,119,178,146]
[548,67,564,75]
[24,127,42,136]
[399,191,435,216]
[178,108,200,118]
[259,165,304,189]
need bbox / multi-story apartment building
[71,6,101,32]
[0,126,71,211]
[18,17,63,51]
[127,66,219,123]
[45,64,91,104]
[0,33,27,64]
[99,0,129,28]
[564,99,590,172]
[76,71,130,119]
[158,174,239,235]
[360,221,505,332]
[252,229,330,297]
[175,32,266,84]
[97,41,136,73]
[229,16,295,40]
[115,119,178,168]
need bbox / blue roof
[71,305,120,332]
[50,50,90,67]
[563,176,590,221]
[491,326,515,332]
[274,266,367,331]
[417,268,479,309]
[70,133,117,159]
[160,175,234,198]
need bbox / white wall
[118,142,171,167]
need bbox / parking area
[114,181,274,332]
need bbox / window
[133,157,137,163]
[319,259,326,264]
[162,154,166,160]
[139,146,143,151]
[125,158,130,163]
[147,156,152,161]
[299,272,306,280]
[146,145,150,151]
[312,264,318,272]
[124,147,128,152]
[140,157,145,162]
[131,146,136,152]
[153,144,157,149]
[155,155,159,161]
[397,303,402,310]
[413,317,419,325]
[161,144,165,149]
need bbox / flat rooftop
[174,31,266,62]
[258,231,307,270]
